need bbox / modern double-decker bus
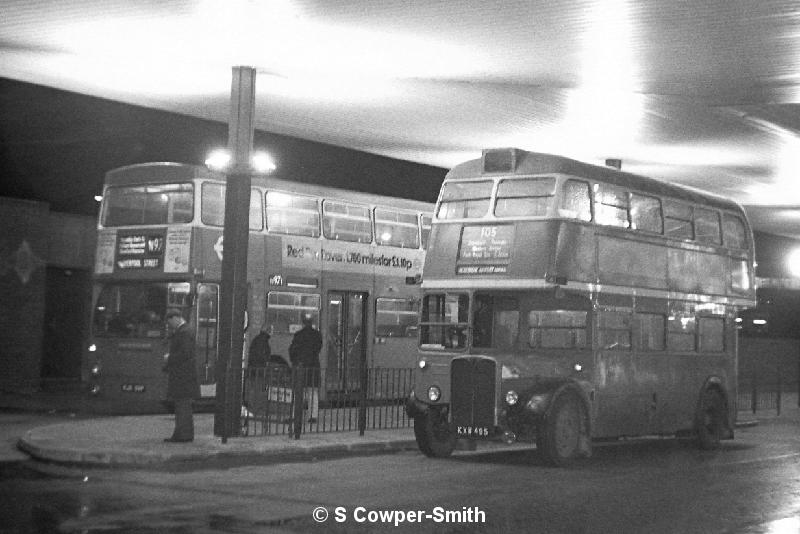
[406,148,756,465]
[87,162,432,413]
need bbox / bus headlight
[427,386,441,402]
[505,390,519,406]
[89,384,101,396]
[90,364,101,377]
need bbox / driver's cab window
[472,294,519,350]
[420,293,468,350]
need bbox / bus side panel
[668,248,727,295]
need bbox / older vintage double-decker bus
[406,148,755,465]
[88,162,432,413]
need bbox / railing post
[751,368,757,414]
[358,366,368,436]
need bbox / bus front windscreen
[93,282,191,337]
[102,184,194,226]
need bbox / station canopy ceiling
[3,0,800,238]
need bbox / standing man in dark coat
[247,325,272,368]
[163,308,200,442]
[289,313,322,422]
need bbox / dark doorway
[41,267,90,382]
[326,291,368,393]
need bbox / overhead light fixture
[788,248,800,278]
[94,195,103,202]
[205,149,275,174]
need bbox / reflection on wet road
[1,417,799,533]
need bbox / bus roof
[446,149,745,215]
[105,162,434,213]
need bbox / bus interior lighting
[88,344,97,352]
[574,363,583,372]
[89,385,100,396]
[93,195,103,202]
[752,319,767,325]
[90,364,101,376]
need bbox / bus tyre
[414,409,455,458]
[537,393,591,467]
[696,389,725,450]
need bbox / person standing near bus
[248,324,272,368]
[289,313,322,423]
[163,308,200,442]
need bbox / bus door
[195,283,219,397]
[326,291,367,394]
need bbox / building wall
[0,197,95,392]
[0,198,49,391]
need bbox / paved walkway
[17,413,417,470]
[11,387,798,472]
[17,409,796,472]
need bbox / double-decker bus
[406,148,755,465]
[87,162,433,413]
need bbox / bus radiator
[451,357,496,437]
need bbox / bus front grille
[450,357,496,438]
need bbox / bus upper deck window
[723,214,747,249]
[323,201,372,243]
[494,177,555,218]
[630,193,663,234]
[437,181,493,220]
[559,180,591,221]
[594,184,629,228]
[694,208,721,245]
[266,191,320,237]
[375,208,420,248]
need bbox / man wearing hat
[163,308,200,442]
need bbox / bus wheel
[414,408,455,458]
[538,393,591,467]
[696,389,724,450]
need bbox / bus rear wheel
[537,393,591,467]
[696,388,725,450]
[414,408,455,458]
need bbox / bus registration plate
[457,426,490,437]
[121,384,146,393]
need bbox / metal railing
[241,366,413,437]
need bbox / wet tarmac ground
[1,414,799,533]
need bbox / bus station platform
[16,404,797,473]
[16,413,418,472]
